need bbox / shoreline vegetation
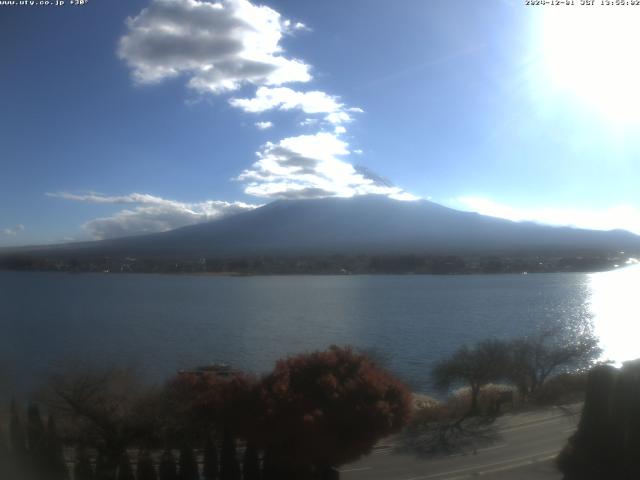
[0,251,635,276]
[1,328,601,479]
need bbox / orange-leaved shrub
[253,345,412,470]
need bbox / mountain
[9,196,640,259]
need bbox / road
[340,404,581,480]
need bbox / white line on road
[338,466,373,473]
[499,415,571,432]
[372,447,394,456]
[401,449,560,480]
[446,443,507,458]
[472,453,557,478]
[476,443,508,453]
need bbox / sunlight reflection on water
[589,262,640,365]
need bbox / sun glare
[589,262,640,364]
[542,6,640,124]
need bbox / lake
[1,266,638,395]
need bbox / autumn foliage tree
[163,371,258,443]
[253,346,412,476]
[2,347,411,480]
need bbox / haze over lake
[1,266,638,395]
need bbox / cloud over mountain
[455,196,640,235]
[108,0,417,236]
[238,132,417,200]
[48,192,258,239]
[118,0,311,93]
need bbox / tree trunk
[470,384,480,414]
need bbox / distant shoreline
[0,262,633,277]
[1,250,636,277]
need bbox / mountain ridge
[4,196,640,260]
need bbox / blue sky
[2,0,640,246]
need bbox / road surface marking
[499,415,569,432]
[401,449,560,480]
[447,443,507,458]
[372,447,394,456]
[476,443,508,453]
[338,466,373,473]
[473,453,557,477]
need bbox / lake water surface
[1,266,638,395]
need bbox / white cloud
[115,0,407,210]
[229,86,361,125]
[324,112,352,124]
[238,132,418,200]
[230,86,341,114]
[49,192,258,239]
[1,224,25,236]
[47,192,178,205]
[454,196,640,235]
[282,19,310,32]
[118,0,311,94]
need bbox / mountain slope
[15,196,640,259]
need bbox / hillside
[4,196,640,261]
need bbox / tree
[0,423,15,480]
[27,402,46,467]
[116,452,135,480]
[137,450,158,480]
[44,366,158,473]
[9,400,26,456]
[505,326,601,399]
[0,423,8,459]
[242,442,260,480]
[432,339,509,414]
[159,449,178,480]
[202,436,219,480]
[219,429,240,480]
[95,451,114,480]
[254,346,412,475]
[178,445,199,480]
[261,449,280,480]
[163,371,258,443]
[45,415,69,480]
[557,360,640,479]
[74,446,95,480]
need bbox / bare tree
[432,339,509,415]
[505,326,601,399]
[43,366,159,474]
